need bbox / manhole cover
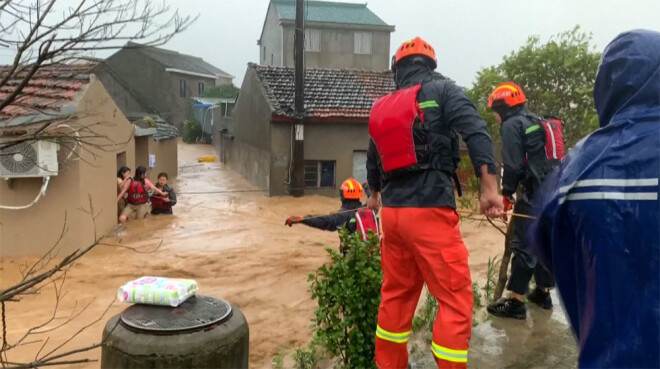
[120,295,232,334]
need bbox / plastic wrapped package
[117,276,198,307]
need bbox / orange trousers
[375,207,473,369]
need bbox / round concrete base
[101,304,249,369]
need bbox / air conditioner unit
[0,139,59,178]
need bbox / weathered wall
[269,121,370,197]
[103,49,220,130]
[104,48,172,120]
[282,24,391,70]
[213,117,235,164]
[167,72,217,130]
[93,64,152,115]
[135,136,150,169]
[227,67,272,193]
[0,79,136,257]
[259,3,283,66]
[148,138,178,179]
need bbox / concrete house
[228,63,395,196]
[95,42,234,130]
[0,65,136,257]
[258,0,395,70]
[92,63,180,178]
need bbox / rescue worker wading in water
[367,37,503,369]
[285,178,379,251]
[486,82,559,319]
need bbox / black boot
[527,288,553,310]
[487,297,527,319]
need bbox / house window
[198,82,204,94]
[263,46,266,61]
[305,28,321,52]
[354,32,373,54]
[179,79,186,97]
[271,54,274,65]
[304,160,335,188]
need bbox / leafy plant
[293,346,319,369]
[272,346,287,369]
[467,26,602,150]
[182,118,203,143]
[199,84,239,99]
[484,256,500,302]
[308,228,382,369]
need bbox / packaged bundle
[117,276,198,307]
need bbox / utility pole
[291,0,305,197]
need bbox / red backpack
[524,115,565,184]
[355,209,380,241]
[539,116,565,161]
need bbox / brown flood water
[0,142,503,368]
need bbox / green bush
[308,228,382,369]
[182,119,203,143]
[293,346,319,369]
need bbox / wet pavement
[411,291,579,369]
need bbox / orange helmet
[488,82,527,109]
[340,178,363,200]
[393,37,437,70]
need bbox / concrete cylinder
[101,304,249,369]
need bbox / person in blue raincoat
[530,29,660,369]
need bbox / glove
[502,195,515,212]
[502,195,515,221]
[285,215,303,227]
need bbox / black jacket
[301,200,362,233]
[499,106,545,201]
[151,185,177,214]
[366,64,497,208]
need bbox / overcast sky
[3,0,659,88]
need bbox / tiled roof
[0,64,95,126]
[272,0,391,27]
[251,63,394,121]
[124,112,178,141]
[127,42,232,78]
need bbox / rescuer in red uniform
[366,37,503,369]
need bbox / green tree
[308,229,382,369]
[200,84,239,99]
[467,26,602,150]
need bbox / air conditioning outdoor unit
[0,139,59,178]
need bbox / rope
[292,207,536,222]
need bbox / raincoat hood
[594,29,660,126]
[394,63,434,90]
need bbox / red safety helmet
[488,82,527,109]
[340,178,363,200]
[393,37,437,70]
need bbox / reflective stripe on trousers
[376,325,411,344]
[431,342,468,363]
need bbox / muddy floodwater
[2,142,514,368]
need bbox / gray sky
[4,0,660,88]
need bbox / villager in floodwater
[118,165,166,224]
[151,172,177,215]
[117,166,131,216]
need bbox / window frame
[198,82,204,94]
[304,160,336,188]
[304,28,321,52]
[179,79,186,97]
[354,31,373,55]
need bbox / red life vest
[355,208,380,241]
[369,84,424,173]
[127,180,147,205]
[150,193,171,211]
